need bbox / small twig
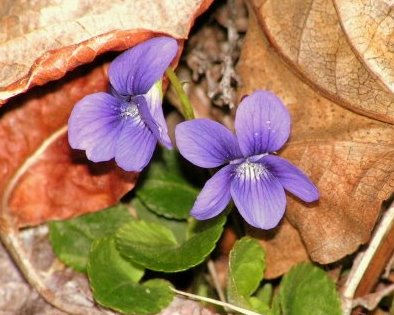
[0,229,102,315]
[171,287,263,315]
[210,0,241,108]
[341,201,394,315]
[207,260,227,304]
[352,283,394,310]
[383,253,394,279]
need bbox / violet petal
[262,155,319,202]
[109,37,178,96]
[68,92,122,162]
[230,161,286,229]
[114,114,157,171]
[190,164,235,220]
[235,90,290,156]
[175,119,242,168]
[142,81,172,148]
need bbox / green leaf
[249,297,272,315]
[271,294,281,315]
[88,237,173,315]
[280,263,342,315]
[136,149,202,219]
[227,237,265,311]
[115,216,226,272]
[249,283,273,315]
[49,205,132,272]
[255,283,273,306]
[132,198,187,243]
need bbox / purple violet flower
[175,90,319,229]
[68,37,178,171]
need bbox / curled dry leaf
[237,13,394,274]
[334,0,394,95]
[252,0,394,124]
[0,64,138,227]
[0,0,213,226]
[0,0,212,103]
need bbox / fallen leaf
[247,220,309,279]
[334,0,394,95]
[0,2,216,310]
[237,12,394,274]
[0,221,221,314]
[252,0,394,124]
[0,64,138,227]
[0,0,214,226]
[0,0,212,103]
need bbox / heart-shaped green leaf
[136,149,202,219]
[49,205,132,272]
[115,215,226,272]
[132,198,188,243]
[88,237,173,315]
[227,237,266,312]
[279,263,342,315]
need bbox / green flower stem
[166,68,195,120]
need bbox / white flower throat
[120,98,141,120]
[121,104,139,118]
[236,160,268,180]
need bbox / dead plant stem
[0,126,107,314]
[341,201,394,315]
[207,259,227,304]
[0,226,105,315]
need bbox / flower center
[120,98,141,120]
[235,161,268,181]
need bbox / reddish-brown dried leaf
[0,64,138,227]
[237,14,394,275]
[252,0,394,124]
[0,0,212,103]
[0,0,212,226]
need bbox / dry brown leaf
[0,0,212,103]
[0,64,137,227]
[248,219,309,279]
[334,0,394,95]
[252,0,394,124]
[237,12,394,275]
